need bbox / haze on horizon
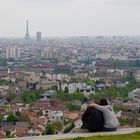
[0,0,140,37]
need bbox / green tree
[66,104,81,111]
[83,78,95,86]
[63,122,75,133]
[46,124,55,135]
[15,111,21,117]
[76,88,80,92]
[54,92,85,102]
[7,112,16,122]
[53,68,74,75]
[51,85,58,91]
[6,130,11,137]
[22,89,45,104]
[8,93,16,100]
[120,119,130,125]
[0,79,10,85]
[64,87,69,93]
[52,120,63,131]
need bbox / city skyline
[0,0,140,37]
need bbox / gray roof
[40,90,56,97]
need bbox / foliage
[66,104,81,111]
[6,130,14,138]
[22,88,44,104]
[7,115,16,122]
[53,68,74,75]
[64,118,71,125]
[83,78,95,86]
[6,130,11,137]
[7,112,16,122]
[68,131,140,140]
[70,77,79,83]
[15,111,21,117]
[6,97,11,103]
[51,120,63,131]
[28,109,34,112]
[136,120,140,127]
[51,85,58,91]
[113,105,127,111]
[120,119,130,125]
[90,86,117,100]
[9,93,16,100]
[90,78,137,101]
[63,122,75,133]
[46,124,55,135]
[76,88,80,92]
[64,87,69,93]
[111,59,140,68]
[37,110,43,116]
[0,79,11,85]
[123,97,129,103]
[54,92,85,102]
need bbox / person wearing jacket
[90,99,119,131]
[81,101,104,132]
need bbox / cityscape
[0,0,140,139]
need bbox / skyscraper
[6,47,20,59]
[24,20,30,40]
[36,32,41,44]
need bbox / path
[2,127,140,140]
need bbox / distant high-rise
[36,32,41,44]
[6,47,20,59]
[24,20,30,40]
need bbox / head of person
[99,98,109,106]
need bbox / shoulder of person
[106,105,114,111]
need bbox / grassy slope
[68,132,140,140]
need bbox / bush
[46,124,55,135]
[52,120,63,131]
[6,130,11,137]
[66,104,81,111]
[63,122,75,133]
[120,119,130,125]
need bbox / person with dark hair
[99,98,108,106]
[90,98,119,131]
[81,101,104,132]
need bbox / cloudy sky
[0,0,140,37]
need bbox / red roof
[23,111,37,118]
[31,118,46,125]
[0,132,5,139]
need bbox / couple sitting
[81,98,119,132]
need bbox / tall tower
[24,20,30,40]
[36,32,42,44]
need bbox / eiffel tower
[24,20,30,40]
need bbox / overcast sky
[0,0,140,37]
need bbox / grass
[67,131,140,140]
